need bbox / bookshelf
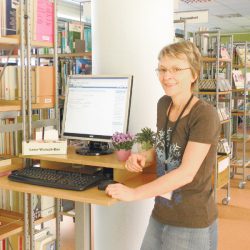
[0,0,61,249]
[194,30,233,205]
[0,52,91,59]
[0,209,23,241]
[0,36,54,48]
[231,41,250,188]
[0,37,19,49]
[0,1,93,249]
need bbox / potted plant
[135,127,156,163]
[111,132,135,161]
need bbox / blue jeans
[141,216,218,250]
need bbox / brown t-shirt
[152,95,221,228]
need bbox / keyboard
[8,167,105,191]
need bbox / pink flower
[111,132,135,150]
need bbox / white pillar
[92,1,174,250]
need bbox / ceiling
[175,0,250,34]
[60,0,250,34]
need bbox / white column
[92,1,174,250]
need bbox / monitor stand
[75,141,113,156]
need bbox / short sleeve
[188,102,221,145]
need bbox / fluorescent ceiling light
[216,13,242,18]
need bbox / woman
[106,41,220,250]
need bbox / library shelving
[0,0,61,249]
[194,30,233,205]
[0,0,94,249]
[231,41,250,188]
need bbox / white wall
[92,1,174,250]
[92,1,174,133]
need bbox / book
[35,66,55,104]
[217,138,230,155]
[32,0,54,43]
[75,58,92,74]
[42,238,56,250]
[232,70,245,89]
[236,45,250,66]
[5,0,19,35]
[68,22,83,53]
[0,156,11,167]
[217,109,223,122]
[246,72,250,89]
[220,46,230,59]
[34,227,50,240]
[35,234,55,250]
[39,195,55,218]
[217,156,230,173]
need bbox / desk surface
[20,146,126,169]
[0,174,156,206]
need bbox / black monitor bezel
[61,74,133,143]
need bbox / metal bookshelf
[194,30,233,205]
[231,41,250,189]
[0,0,60,249]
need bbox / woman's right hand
[125,153,146,172]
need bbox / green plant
[135,127,156,151]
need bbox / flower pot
[115,149,131,161]
[137,145,155,166]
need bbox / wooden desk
[21,146,126,169]
[0,174,155,206]
[1,149,155,250]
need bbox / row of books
[58,21,85,54]
[0,0,54,44]
[59,58,91,96]
[217,138,231,156]
[34,227,56,250]
[0,236,22,250]
[0,65,55,103]
[195,34,231,59]
[0,227,55,250]
[235,45,250,66]
[217,107,230,122]
[232,70,250,89]
[198,78,231,92]
[0,118,16,155]
[198,70,250,91]
[0,0,19,36]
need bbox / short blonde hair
[158,41,201,85]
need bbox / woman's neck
[171,92,193,111]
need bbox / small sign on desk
[22,140,67,155]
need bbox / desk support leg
[55,198,61,250]
[29,194,35,250]
[75,202,91,250]
[24,193,30,250]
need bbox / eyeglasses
[155,67,191,77]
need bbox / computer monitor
[62,75,133,155]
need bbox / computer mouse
[98,179,118,191]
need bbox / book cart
[194,30,233,205]
[0,0,60,249]
[231,41,250,189]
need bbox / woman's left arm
[105,141,211,201]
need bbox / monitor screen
[62,75,133,143]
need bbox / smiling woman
[105,41,221,250]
